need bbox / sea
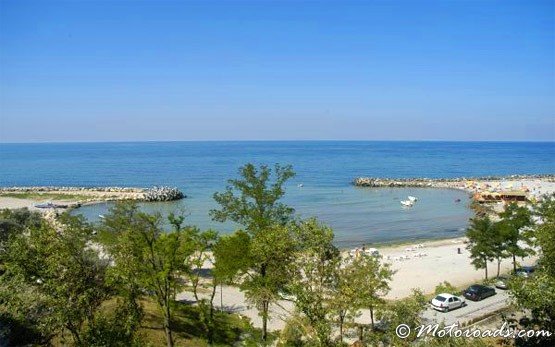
[1,141,553,247]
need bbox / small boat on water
[408,196,418,202]
[298,184,304,188]
[401,200,414,207]
[98,214,105,219]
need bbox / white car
[431,293,466,312]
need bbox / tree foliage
[288,219,340,346]
[99,202,195,347]
[0,208,43,248]
[210,163,296,341]
[1,214,111,346]
[497,203,534,272]
[509,195,555,346]
[374,289,428,346]
[346,253,393,329]
[466,216,500,279]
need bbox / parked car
[515,266,535,278]
[463,284,496,301]
[431,293,466,312]
[495,275,511,290]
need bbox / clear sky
[0,0,554,142]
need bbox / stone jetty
[354,177,437,188]
[0,186,186,203]
[142,186,185,202]
[353,174,555,188]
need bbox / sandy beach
[0,197,43,210]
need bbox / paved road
[423,289,510,326]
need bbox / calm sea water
[1,141,553,247]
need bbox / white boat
[98,214,105,219]
[401,200,414,207]
[298,184,304,188]
[408,196,418,202]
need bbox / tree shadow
[168,300,252,345]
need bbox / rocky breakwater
[0,186,186,203]
[353,177,444,188]
[354,174,555,188]
[142,186,185,202]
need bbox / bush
[434,281,458,295]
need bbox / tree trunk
[512,254,517,273]
[193,277,199,302]
[163,304,174,347]
[484,257,488,280]
[262,300,268,341]
[369,305,374,329]
[210,283,217,321]
[497,259,501,277]
[260,263,268,341]
[339,313,345,343]
[67,324,82,347]
[208,282,218,344]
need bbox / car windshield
[435,296,447,302]
[468,286,480,292]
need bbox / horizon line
[1,139,555,145]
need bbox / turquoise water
[1,141,553,246]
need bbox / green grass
[137,298,270,347]
[49,297,270,347]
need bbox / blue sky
[0,0,553,142]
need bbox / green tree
[498,203,533,273]
[212,231,252,286]
[244,224,297,342]
[210,163,296,341]
[288,219,340,346]
[186,228,221,344]
[100,203,195,347]
[211,163,295,234]
[330,258,363,345]
[1,214,110,345]
[509,195,555,345]
[378,289,428,346]
[346,253,393,330]
[0,208,42,249]
[98,203,146,339]
[465,217,498,279]
[187,228,219,302]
